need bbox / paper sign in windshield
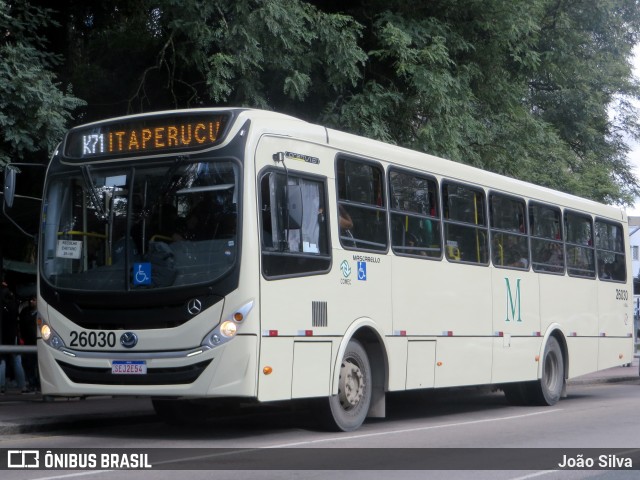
[56,240,83,259]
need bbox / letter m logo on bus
[505,278,522,322]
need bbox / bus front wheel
[324,339,372,432]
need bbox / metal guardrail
[0,345,37,353]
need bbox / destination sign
[63,113,230,159]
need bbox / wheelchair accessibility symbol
[357,261,367,281]
[134,262,151,285]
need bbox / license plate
[111,360,147,375]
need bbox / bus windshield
[41,158,239,292]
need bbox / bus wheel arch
[350,326,387,418]
[324,324,388,431]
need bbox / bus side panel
[597,278,634,369]
[490,269,541,384]
[386,336,409,391]
[392,258,493,388]
[406,340,436,389]
[391,258,493,336]
[292,341,333,398]
[491,337,540,384]
[566,337,599,379]
[257,337,294,402]
[539,274,598,378]
[434,337,493,388]
[598,338,634,371]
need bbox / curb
[568,375,639,386]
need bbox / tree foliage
[319,0,640,205]
[0,0,85,167]
[2,0,640,206]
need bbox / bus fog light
[220,321,237,338]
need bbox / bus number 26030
[69,331,117,348]
[616,289,629,301]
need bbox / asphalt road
[0,360,638,479]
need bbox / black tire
[529,336,564,406]
[324,339,372,432]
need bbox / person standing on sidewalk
[0,280,26,394]
[18,295,39,392]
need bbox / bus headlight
[201,300,254,349]
[41,324,52,341]
[40,322,66,349]
[220,321,237,338]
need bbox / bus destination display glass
[63,113,230,159]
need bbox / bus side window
[336,156,388,252]
[442,181,488,264]
[389,168,441,259]
[259,170,331,278]
[489,193,529,270]
[564,211,595,278]
[595,219,626,282]
[530,203,564,274]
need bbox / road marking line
[510,471,557,480]
[25,409,564,478]
[267,409,563,448]
[29,471,112,480]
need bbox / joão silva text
[558,454,632,469]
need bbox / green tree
[318,0,640,205]
[6,0,640,206]
[57,0,367,122]
[0,0,85,168]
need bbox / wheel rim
[544,350,560,391]
[338,358,365,410]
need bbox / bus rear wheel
[530,336,564,406]
[324,339,372,432]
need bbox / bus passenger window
[389,169,441,259]
[489,193,529,270]
[336,156,388,252]
[564,211,595,278]
[595,220,626,282]
[442,182,488,264]
[530,203,564,274]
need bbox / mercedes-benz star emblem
[187,298,202,316]
[120,332,138,349]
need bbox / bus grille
[56,359,212,386]
[312,301,328,327]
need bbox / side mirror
[4,166,16,208]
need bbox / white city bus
[33,108,633,431]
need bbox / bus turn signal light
[263,366,273,375]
